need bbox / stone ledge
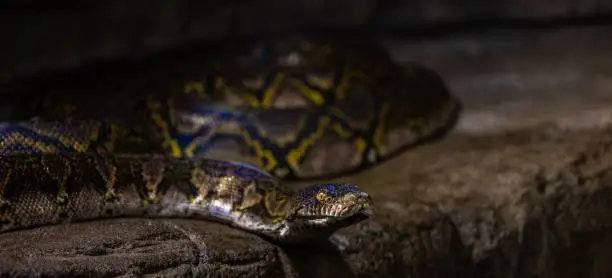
[334,126,612,277]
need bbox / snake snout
[355,192,374,216]
[360,192,373,205]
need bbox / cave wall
[2,0,612,83]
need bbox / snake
[0,151,372,243]
[0,37,460,242]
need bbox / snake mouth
[297,202,374,225]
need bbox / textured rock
[0,219,284,277]
[331,126,612,278]
[2,1,612,83]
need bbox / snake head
[278,183,373,243]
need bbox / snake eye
[315,191,329,203]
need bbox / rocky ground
[1,26,612,277]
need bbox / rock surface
[333,126,612,278]
[2,1,612,83]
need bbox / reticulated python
[0,37,460,242]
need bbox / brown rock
[0,219,283,277]
[332,126,612,277]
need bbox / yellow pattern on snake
[6,37,461,181]
[0,152,374,243]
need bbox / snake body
[0,152,372,243]
[7,38,461,180]
[0,38,460,241]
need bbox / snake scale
[0,37,460,242]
